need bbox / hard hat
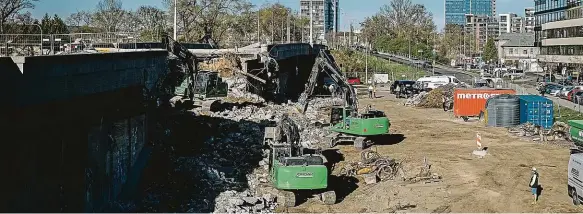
[532,167,537,171]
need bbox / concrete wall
[0,51,168,212]
[0,57,22,109]
[21,51,167,106]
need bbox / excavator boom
[297,50,358,114]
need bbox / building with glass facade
[445,0,496,26]
[536,0,583,76]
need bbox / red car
[568,89,581,101]
[347,77,361,85]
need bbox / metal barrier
[0,34,44,56]
[1,32,144,56]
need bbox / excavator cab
[192,71,228,99]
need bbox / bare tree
[135,6,166,41]
[66,11,92,26]
[0,0,38,33]
[92,0,125,32]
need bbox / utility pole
[309,0,313,46]
[287,10,291,43]
[332,0,337,49]
[173,0,177,40]
[364,25,368,84]
[257,11,260,43]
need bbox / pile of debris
[213,190,277,213]
[340,150,405,184]
[200,53,241,78]
[339,151,441,185]
[405,84,460,108]
[170,97,338,212]
[509,121,572,145]
[223,76,265,103]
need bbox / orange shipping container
[453,88,516,117]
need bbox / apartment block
[299,0,339,44]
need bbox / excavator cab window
[282,157,308,166]
[330,107,345,124]
[303,155,324,165]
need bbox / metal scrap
[340,150,405,182]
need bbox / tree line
[0,0,311,47]
[361,0,498,65]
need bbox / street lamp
[173,0,177,40]
[25,23,43,55]
[309,0,313,46]
[360,22,368,84]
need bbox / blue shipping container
[518,95,554,129]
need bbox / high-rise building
[536,0,583,78]
[498,13,517,34]
[524,7,535,33]
[464,14,499,55]
[299,0,339,44]
[445,0,496,26]
[510,16,524,33]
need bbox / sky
[29,0,534,31]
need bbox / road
[372,51,583,112]
[372,53,477,83]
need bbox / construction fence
[0,32,145,56]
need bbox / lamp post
[309,0,313,46]
[173,0,177,40]
[26,24,42,55]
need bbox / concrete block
[472,149,488,158]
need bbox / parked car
[545,84,563,95]
[347,77,361,85]
[560,86,575,98]
[390,80,416,94]
[568,89,582,101]
[574,91,583,104]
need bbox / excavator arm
[297,49,358,114]
[162,34,199,100]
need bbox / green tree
[40,13,51,34]
[40,14,69,34]
[483,37,498,64]
[51,14,69,34]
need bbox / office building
[536,0,583,77]
[524,7,535,32]
[445,0,496,26]
[299,0,339,44]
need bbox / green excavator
[297,49,390,150]
[263,114,336,207]
[162,34,228,110]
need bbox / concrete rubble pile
[223,77,265,103]
[509,122,573,146]
[178,97,340,213]
[404,91,428,106]
[405,84,462,108]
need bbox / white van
[416,76,461,90]
[568,152,583,205]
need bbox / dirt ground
[285,90,583,213]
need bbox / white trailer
[373,74,389,84]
